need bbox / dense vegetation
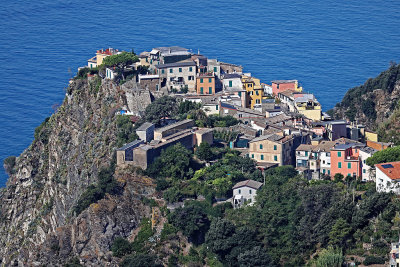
[163,166,399,266]
[366,145,400,166]
[146,143,262,203]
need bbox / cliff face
[0,77,154,266]
[331,64,400,130]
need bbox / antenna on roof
[198,49,200,55]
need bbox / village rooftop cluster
[84,46,399,208]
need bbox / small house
[232,179,263,209]
[136,122,155,143]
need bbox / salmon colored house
[197,74,215,95]
[271,80,302,95]
[330,143,362,179]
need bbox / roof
[156,61,196,69]
[195,128,213,134]
[223,73,242,79]
[359,146,377,155]
[233,179,263,190]
[117,140,144,151]
[296,144,314,151]
[249,134,284,143]
[333,143,356,150]
[271,80,298,84]
[376,161,400,180]
[154,46,189,54]
[136,122,154,131]
[220,102,237,110]
[155,119,193,133]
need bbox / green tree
[3,156,16,175]
[111,237,131,257]
[328,218,352,247]
[334,173,344,182]
[310,247,344,267]
[366,145,400,166]
[237,246,273,267]
[146,143,193,180]
[143,96,178,126]
[195,142,214,161]
[168,202,210,245]
[102,52,139,80]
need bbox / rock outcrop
[0,76,154,266]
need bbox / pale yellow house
[248,134,295,166]
[278,91,322,121]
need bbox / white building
[375,161,400,194]
[232,180,263,209]
[359,147,377,181]
[222,73,243,91]
[106,67,117,80]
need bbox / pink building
[271,80,299,95]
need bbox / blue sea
[0,0,399,187]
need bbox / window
[363,169,366,173]
[224,109,229,114]
[338,162,342,168]
[322,160,325,164]
[249,189,252,194]
[249,84,253,87]
[323,169,326,174]
[209,78,212,83]
[169,69,173,73]
[256,99,260,104]
[328,170,330,175]
[256,91,259,95]
[238,92,241,97]
[200,87,204,94]
[179,68,182,72]
[338,151,342,157]
[162,69,165,74]
[274,155,277,161]
[229,80,232,87]
[188,76,194,80]
[260,144,263,149]
[216,105,218,110]
[209,87,212,94]
[274,145,277,151]
[200,78,203,83]
[214,67,217,72]
[189,67,192,72]
[311,162,314,166]
[251,154,254,159]
[327,152,330,157]
[239,114,242,118]
[305,151,308,156]
[238,189,241,194]
[261,155,264,160]
[363,160,366,164]
[348,162,351,169]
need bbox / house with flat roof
[116,140,144,166]
[136,122,155,143]
[232,179,263,209]
[375,161,400,194]
[154,119,195,140]
[156,60,197,92]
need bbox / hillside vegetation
[330,63,400,130]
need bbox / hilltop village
[84,46,396,195]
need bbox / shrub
[3,156,16,175]
[195,142,214,161]
[111,237,132,257]
[363,255,385,265]
[121,254,162,267]
[34,117,50,144]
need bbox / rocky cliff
[330,63,400,130]
[0,76,156,266]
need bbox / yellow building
[241,75,264,109]
[87,48,120,68]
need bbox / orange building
[330,143,362,179]
[196,74,215,95]
[271,80,302,95]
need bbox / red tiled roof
[376,161,400,180]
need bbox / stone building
[232,180,263,209]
